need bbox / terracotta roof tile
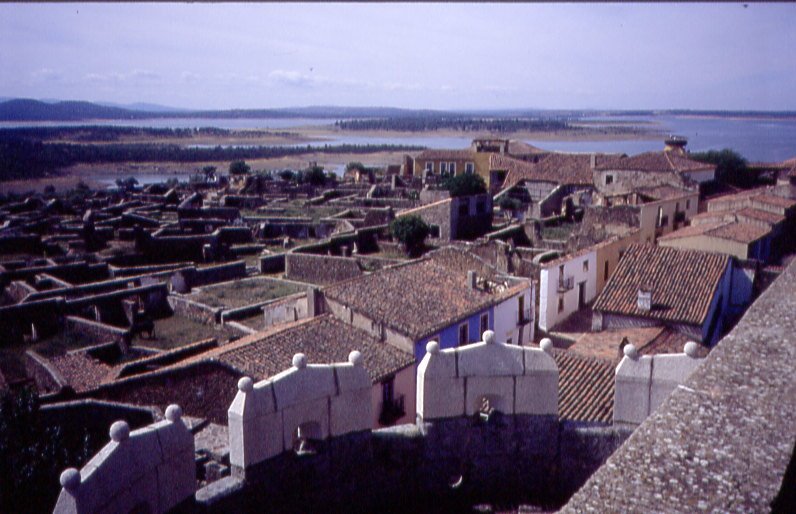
[595,151,714,174]
[49,353,116,393]
[204,315,414,383]
[592,244,730,326]
[571,327,665,362]
[323,256,526,340]
[638,328,710,358]
[415,149,475,161]
[707,221,769,244]
[553,349,614,424]
[491,153,599,189]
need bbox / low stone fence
[53,405,195,514]
[168,294,223,324]
[64,315,131,348]
[261,292,308,329]
[284,253,364,285]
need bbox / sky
[1,3,795,111]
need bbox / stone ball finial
[482,330,496,344]
[237,376,254,393]
[348,350,363,366]
[684,341,699,358]
[426,341,440,355]
[540,338,553,353]
[165,404,183,422]
[623,344,639,360]
[292,353,307,369]
[109,420,130,442]
[60,468,81,492]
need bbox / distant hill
[0,99,152,121]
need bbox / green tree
[115,176,139,191]
[345,161,366,173]
[304,165,327,186]
[229,160,251,176]
[498,196,522,211]
[390,215,431,256]
[0,388,97,513]
[690,149,751,187]
[443,173,487,197]
[202,165,217,180]
[278,169,295,181]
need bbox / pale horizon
[2,3,795,112]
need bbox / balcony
[378,395,405,426]
[558,275,574,292]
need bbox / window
[424,161,433,173]
[440,162,448,174]
[583,260,589,273]
[465,162,475,174]
[605,174,614,185]
[558,296,565,313]
[382,377,395,404]
[480,313,489,335]
[675,202,680,213]
[429,225,441,238]
[686,199,691,210]
[518,295,525,322]
[450,162,456,175]
[458,323,469,346]
[604,261,610,282]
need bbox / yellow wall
[658,235,749,260]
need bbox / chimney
[637,288,652,311]
[467,270,477,290]
[590,153,596,169]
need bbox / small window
[429,225,441,238]
[686,199,691,210]
[424,162,433,173]
[506,337,513,346]
[465,162,475,174]
[675,202,680,212]
[440,162,448,174]
[458,323,469,346]
[558,296,564,313]
[605,174,614,185]
[583,260,589,273]
[518,295,525,321]
[480,313,489,335]
[604,261,610,281]
[450,162,456,175]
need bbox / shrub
[443,173,486,197]
[390,215,430,256]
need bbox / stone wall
[613,342,704,428]
[228,351,371,470]
[284,253,364,285]
[261,293,308,329]
[168,294,223,324]
[53,405,195,514]
[63,315,131,348]
[416,332,558,421]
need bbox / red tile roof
[415,149,475,161]
[491,153,599,189]
[638,328,710,358]
[553,348,614,424]
[323,256,526,341]
[595,151,714,174]
[592,244,730,326]
[49,353,117,393]
[659,220,769,245]
[198,315,415,383]
[571,326,665,362]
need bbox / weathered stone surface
[562,258,796,513]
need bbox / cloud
[31,68,65,82]
[84,69,161,83]
[267,69,319,88]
